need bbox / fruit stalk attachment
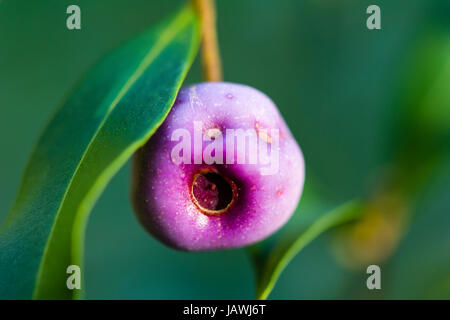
[193,0,223,81]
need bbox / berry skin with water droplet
[131,82,304,251]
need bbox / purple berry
[131,82,304,251]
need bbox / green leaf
[401,30,450,139]
[0,5,200,299]
[248,191,363,300]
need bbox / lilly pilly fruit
[132,82,304,250]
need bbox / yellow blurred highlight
[331,191,409,269]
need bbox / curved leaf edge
[35,8,200,300]
[252,200,363,300]
[0,5,200,300]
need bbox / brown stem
[193,0,223,81]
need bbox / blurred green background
[1,0,449,299]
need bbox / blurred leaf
[248,199,363,300]
[392,29,450,164]
[382,29,450,199]
[0,5,199,299]
[404,30,450,138]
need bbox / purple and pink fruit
[132,82,304,251]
